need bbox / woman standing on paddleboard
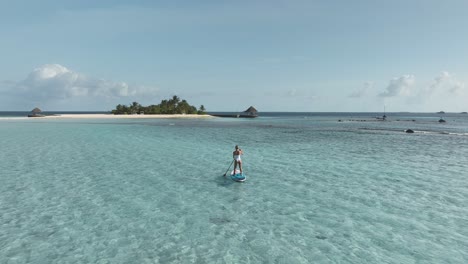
[233,145,243,175]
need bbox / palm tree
[198,105,206,114]
[172,95,180,104]
[130,101,141,114]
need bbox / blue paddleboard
[230,169,246,182]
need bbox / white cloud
[450,81,465,94]
[379,75,415,97]
[413,72,466,105]
[404,71,468,111]
[427,71,450,94]
[7,64,159,101]
[349,81,373,98]
[426,71,465,95]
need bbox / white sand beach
[42,114,214,119]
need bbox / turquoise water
[1,113,467,263]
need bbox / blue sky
[1,0,467,112]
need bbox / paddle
[223,160,234,177]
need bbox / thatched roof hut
[241,106,258,117]
[244,106,258,114]
[28,107,45,117]
[31,107,42,113]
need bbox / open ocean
[1,112,467,263]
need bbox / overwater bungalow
[243,106,258,117]
[28,107,45,117]
[212,106,259,118]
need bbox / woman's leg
[239,161,243,174]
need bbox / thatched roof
[31,107,42,113]
[244,106,258,113]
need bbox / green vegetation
[111,95,206,115]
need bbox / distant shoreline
[1,111,467,120]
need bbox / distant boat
[382,105,387,120]
[375,105,387,120]
[437,111,445,114]
[438,118,446,123]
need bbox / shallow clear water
[1,113,467,263]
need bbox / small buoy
[405,129,414,133]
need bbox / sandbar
[41,114,214,119]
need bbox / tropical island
[111,95,206,115]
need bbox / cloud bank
[426,71,465,95]
[377,72,467,112]
[379,75,415,97]
[6,64,158,102]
